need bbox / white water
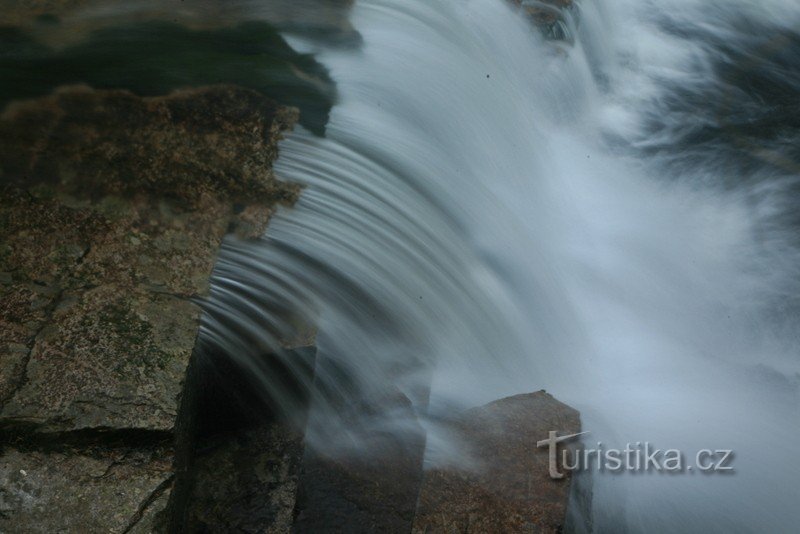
[207,0,800,531]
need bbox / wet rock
[169,346,317,533]
[0,6,326,530]
[0,85,298,434]
[293,387,427,533]
[412,391,581,533]
[0,444,173,533]
[0,85,300,215]
[2,287,200,432]
[0,83,298,532]
[0,83,298,531]
[182,424,305,534]
[509,0,577,41]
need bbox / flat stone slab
[0,445,173,533]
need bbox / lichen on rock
[0,445,174,533]
[0,82,301,531]
[0,85,299,436]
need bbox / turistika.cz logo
[536,431,734,479]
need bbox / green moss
[0,21,334,135]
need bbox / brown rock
[508,0,576,39]
[0,85,300,217]
[412,391,581,533]
[0,85,298,434]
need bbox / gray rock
[184,424,304,534]
[0,445,173,533]
[293,387,427,533]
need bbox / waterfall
[204,0,800,531]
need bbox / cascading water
[204,0,800,531]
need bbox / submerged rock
[2,0,358,47]
[0,19,335,134]
[1,0,93,26]
[413,391,581,533]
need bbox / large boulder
[413,391,582,533]
[0,85,298,434]
[0,84,298,532]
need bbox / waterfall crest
[203,1,800,530]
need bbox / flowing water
[205,0,800,531]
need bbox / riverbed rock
[412,391,581,533]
